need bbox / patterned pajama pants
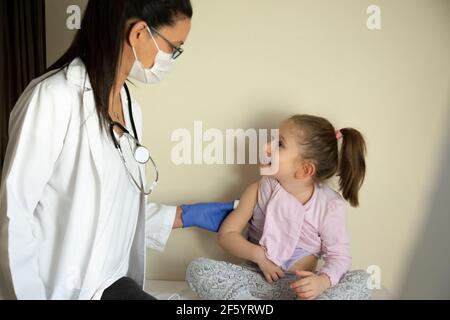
[185,258,372,300]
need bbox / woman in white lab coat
[0,0,235,300]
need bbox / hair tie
[336,130,343,140]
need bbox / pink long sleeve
[317,199,352,287]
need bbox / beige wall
[46,0,450,297]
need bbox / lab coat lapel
[66,58,104,182]
[82,90,104,183]
[67,58,147,203]
[64,58,149,297]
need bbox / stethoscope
[109,83,159,195]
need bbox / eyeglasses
[149,26,184,60]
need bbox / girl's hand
[254,247,285,284]
[290,271,331,300]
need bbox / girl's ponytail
[337,128,367,207]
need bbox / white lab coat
[0,58,177,300]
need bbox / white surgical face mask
[128,27,174,84]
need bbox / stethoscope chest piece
[134,144,150,164]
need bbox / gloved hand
[181,201,238,232]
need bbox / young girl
[186,115,369,300]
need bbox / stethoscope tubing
[108,83,159,195]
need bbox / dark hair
[46,0,193,133]
[289,115,367,207]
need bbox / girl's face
[261,120,313,184]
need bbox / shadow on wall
[400,106,450,299]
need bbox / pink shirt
[247,177,352,287]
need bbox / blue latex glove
[181,201,238,232]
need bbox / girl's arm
[217,182,262,263]
[218,181,286,283]
[317,199,352,287]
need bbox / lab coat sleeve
[0,80,72,299]
[145,202,176,252]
